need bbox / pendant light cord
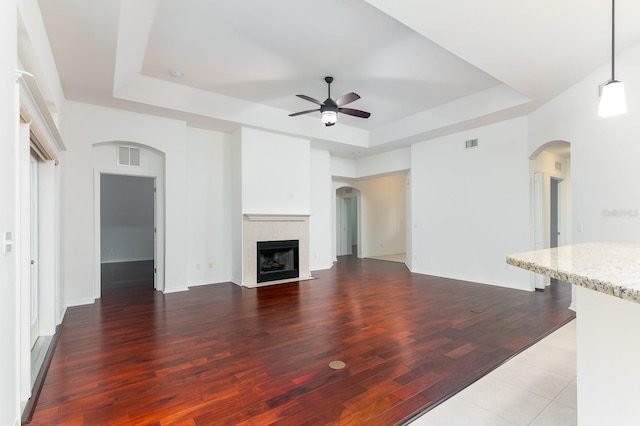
[611,0,616,81]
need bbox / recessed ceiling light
[169,70,183,78]
[352,151,360,155]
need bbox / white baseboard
[56,306,67,325]
[409,267,532,292]
[163,285,190,294]
[188,278,232,288]
[66,297,96,307]
[310,263,334,272]
[101,257,153,264]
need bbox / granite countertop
[506,242,640,304]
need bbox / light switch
[4,231,13,254]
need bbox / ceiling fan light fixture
[599,79,627,117]
[321,110,337,126]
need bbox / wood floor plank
[26,257,574,425]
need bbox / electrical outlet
[208,262,213,269]
[196,264,200,270]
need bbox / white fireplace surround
[242,214,311,287]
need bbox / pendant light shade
[599,80,627,117]
[598,0,627,117]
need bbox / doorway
[93,142,165,298]
[99,174,156,293]
[336,187,360,257]
[529,140,571,291]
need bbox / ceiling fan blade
[296,94,323,106]
[335,92,360,107]
[288,108,320,117]
[338,108,371,119]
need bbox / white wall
[100,174,155,263]
[309,148,333,270]
[186,127,232,286]
[230,129,242,284]
[240,128,310,214]
[356,146,410,178]
[330,156,356,178]
[529,39,640,246]
[63,101,189,303]
[1,0,19,424]
[411,117,531,290]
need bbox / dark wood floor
[28,256,574,425]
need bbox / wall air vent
[118,145,140,166]
[555,161,562,171]
[465,138,479,149]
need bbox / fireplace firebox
[257,240,299,283]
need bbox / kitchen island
[507,242,640,426]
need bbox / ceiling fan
[289,76,371,126]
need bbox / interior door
[30,154,39,348]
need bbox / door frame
[335,187,361,258]
[550,177,563,248]
[29,154,39,348]
[532,172,545,290]
[93,170,165,298]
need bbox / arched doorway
[530,140,571,290]
[92,142,166,297]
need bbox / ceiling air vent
[465,138,478,149]
[118,145,140,166]
[555,161,562,171]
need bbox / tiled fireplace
[242,214,311,287]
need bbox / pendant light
[598,0,627,117]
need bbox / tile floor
[410,319,577,426]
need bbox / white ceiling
[38,0,640,158]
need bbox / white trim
[100,257,154,264]
[15,70,65,152]
[188,278,232,288]
[66,297,96,308]
[310,263,334,271]
[251,275,316,288]
[245,214,309,221]
[409,267,533,292]
[162,286,190,294]
[93,170,101,300]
